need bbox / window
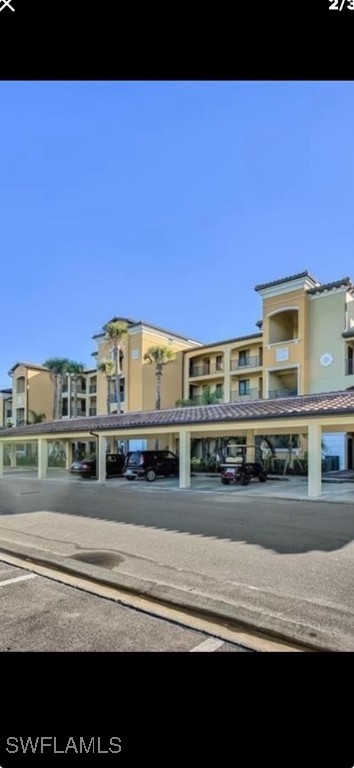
[238,350,250,367]
[215,384,223,400]
[16,408,25,425]
[216,355,223,371]
[239,379,250,396]
[16,377,25,394]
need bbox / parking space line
[0,573,37,587]
[189,638,224,652]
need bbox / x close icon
[0,0,15,11]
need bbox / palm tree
[28,410,46,424]
[43,357,72,419]
[143,345,175,411]
[65,361,85,418]
[176,385,223,407]
[98,359,116,415]
[103,321,128,414]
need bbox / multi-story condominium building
[92,316,201,415]
[8,363,54,426]
[0,388,12,428]
[183,271,354,467]
[4,271,354,466]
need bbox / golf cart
[220,444,267,486]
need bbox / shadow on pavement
[1,475,354,555]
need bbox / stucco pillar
[179,430,191,488]
[0,443,3,476]
[223,350,231,403]
[97,434,107,482]
[38,438,48,479]
[245,430,255,462]
[64,441,71,470]
[10,444,16,468]
[308,423,322,498]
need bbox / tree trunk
[57,374,63,420]
[155,365,162,410]
[106,376,111,415]
[114,344,121,414]
[51,374,57,420]
[72,375,77,418]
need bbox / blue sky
[1,81,354,387]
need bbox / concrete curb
[0,539,342,653]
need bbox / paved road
[0,474,353,650]
[0,562,247,652]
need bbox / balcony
[268,388,298,399]
[230,356,262,371]
[189,363,224,377]
[190,394,224,405]
[345,358,354,376]
[89,384,97,393]
[110,394,125,403]
[230,389,262,402]
[89,408,97,416]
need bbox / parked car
[70,459,87,474]
[79,453,126,479]
[124,450,179,482]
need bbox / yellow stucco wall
[27,370,54,421]
[261,288,308,395]
[94,325,198,415]
[307,290,354,393]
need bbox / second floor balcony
[230,388,262,402]
[268,387,298,399]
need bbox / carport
[1,391,354,497]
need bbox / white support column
[38,438,48,479]
[245,430,255,462]
[64,441,71,470]
[97,434,107,482]
[179,430,191,489]
[223,350,231,403]
[10,444,16,468]
[308,423,322,498]
[0,442,3,476]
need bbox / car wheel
[259,473,267,482]
[221,478,230,485]
[146,468,157,482]
[240,473,250,486]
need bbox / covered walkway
[1,390,354,498]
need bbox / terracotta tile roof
[307,277,352,295]
[8,362,50,375]
[92,319,202,345]
[1,390,354,438]
[254,271,319,292]
[190,332,263,351]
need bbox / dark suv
[124,450,179,482]
[79,453,126,479]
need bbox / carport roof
[1,390,354,438]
